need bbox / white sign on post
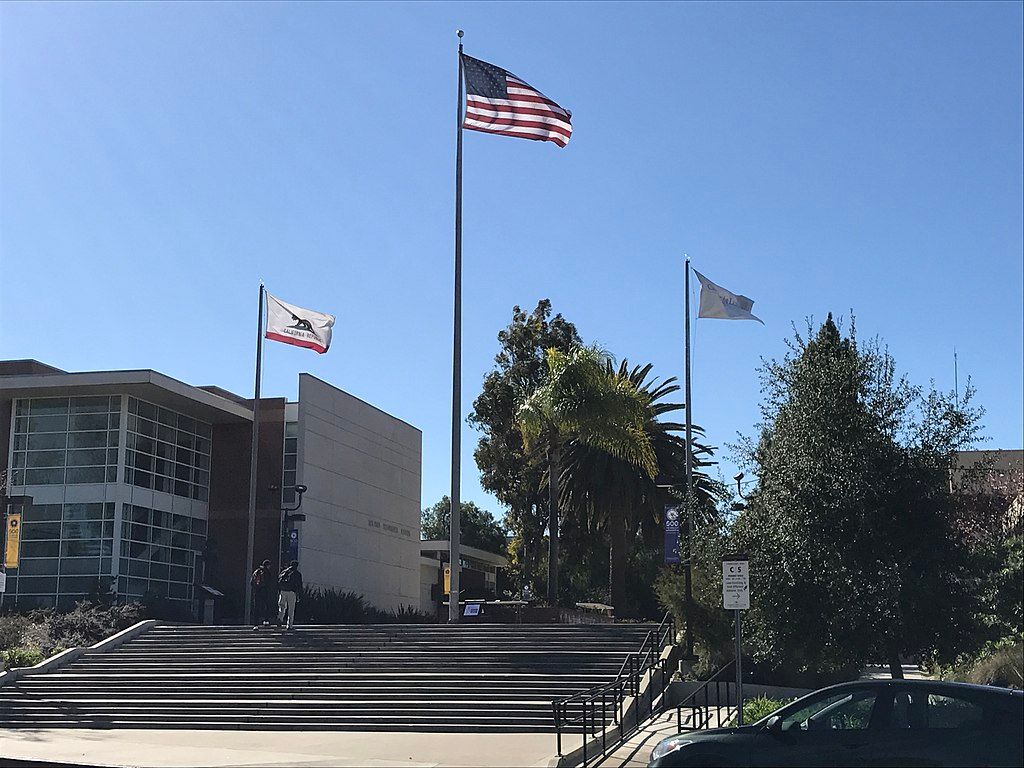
[722,558,750,610]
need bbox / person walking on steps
[250,559,274,630]
[277,560,302,630]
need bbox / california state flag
[265,293,335,354]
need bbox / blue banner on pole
[664,503,681,564]
[287,528,299,563]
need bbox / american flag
[461,54,572,148]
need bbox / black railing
[552,613,676,766]
[673,659,737,732]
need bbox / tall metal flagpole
[682,256,695,660]
[449,30,464,624]
[243,282,265,626]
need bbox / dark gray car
[649,680,1023,767]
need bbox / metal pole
[683,255,695,659]
[243,282,265,626]
[448,31,465,623]
[735,608,744,726]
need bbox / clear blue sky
[2,1,1022,516]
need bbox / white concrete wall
[295,374,421,612]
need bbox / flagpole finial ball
[457,29,464,38]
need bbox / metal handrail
[552,613,677,765]
[673,659,737,732]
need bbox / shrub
[728,695,794,725]
[294,586,433,624]
[0,614,30,651]
[1,645,44,670]
[39,600,145,652]
[942,640,1023,689]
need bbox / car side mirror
[765,715,783,733]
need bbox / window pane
[137,418,157,437]
[62,539,103,557]
[108,412,120,431]
[28,433,67,450]
[171,515,190,532]
[927,695,984,729]
[147,580,169,597]
[17,576,58,593]
[64,503,104,520]
[137,401,157,421]
[177,415,196,434]
[61,558,101,575]
[70,396,110,413]
[158,425,176,443]
[104,503,115,519]
[30,399,68,416]
[59,576,100,593]
[68,431,107,449]
[16,558,60,576]
[171,532,190,549]
[170,548,190,564]
[175,480,191,498]
[26,450,65,468]
[28,414,69,433]
[23,505,62,522]
[70,414,108,431]
[285,423,298,438]
[13,434,27,450]
[65,467,106,484]
[63,520,103,539]
[20,522,61,540]
[168,582,188,598]
[150,562,169,580]
[25,468,64,484]
[15,400,29,416]
[128,559,149,576]
[127,577,148,596]
[21,540,60,558]
[12,452,25,468]
[175,463,191,481]
[133,471,152,489]
[156,441,174,460]
[67,449,107,467]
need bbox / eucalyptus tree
[518,345,656,605]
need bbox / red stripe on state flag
[265,331,328,354]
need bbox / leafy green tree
[469,300,582,596]
[518,345,657,604]
[732,315,985,684]
[421,496,508,556]
[559,360,720,615]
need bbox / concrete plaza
[0,729,558,768]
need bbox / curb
[0,619,159,688]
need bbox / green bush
[1,600,145,658]
[1,645,44,670]
[942,640,1023,689]
[0,614,30,651]
[728,695,794,725]
[295,587,433,624]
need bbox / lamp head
[294,484,308,495]
[733,472,744,483]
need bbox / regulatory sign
[722,556,750,610]
[0,571,6,593]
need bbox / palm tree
[517,345,657,605]
[559,360,720,616]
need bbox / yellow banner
[4,514,21,569]
[443,565,451,595]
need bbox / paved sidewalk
[0,729,558,768]
[592,709,735,768]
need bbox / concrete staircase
[0,623,656,732]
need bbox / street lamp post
[270,484,308,569]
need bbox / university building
[0,360,421,619]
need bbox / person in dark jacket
[277,560,302,630]
[251,559,274,629]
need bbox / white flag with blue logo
[694,271,764,324]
